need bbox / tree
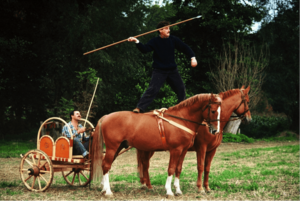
[255,0,299,131]
[0,0,154,136]
[208,35,269,134]
[209,35,269,109]
[166,0,269,95]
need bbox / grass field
[0,139,299,200]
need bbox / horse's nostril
[212,130,217,134]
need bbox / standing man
[62,110,89,158]
[128,20,197,113]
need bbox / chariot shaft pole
[83,16,201,55]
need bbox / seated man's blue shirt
[62,122,87,141]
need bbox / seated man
[62,110,90,158]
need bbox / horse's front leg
[203,149,217,193]
[174,148,189,196]
[165,148,182,197]
[196,145,207,194]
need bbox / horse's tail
[90,115,106,182]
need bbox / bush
[222,133,255,143]
[239,114,292,138]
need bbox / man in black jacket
[128,21,197,113]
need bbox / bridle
[230,89,249,120]
[201,94,222,125]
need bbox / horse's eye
[212,111,216,114]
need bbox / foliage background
[0,0,298,139]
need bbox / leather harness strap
[156,113,168,150]
[153,108,196,136]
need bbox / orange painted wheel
[19,150,54,192]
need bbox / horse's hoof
[105,194,114,198]
[147,187,154,191]
[166,194,174,199]
[175,192,182,196]
[140,185,148,190]
[197,190,206,195]
[206,190,212,194]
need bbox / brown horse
[137,86,251,195]
[91,93,222,197]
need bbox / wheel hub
[28,165,40,176]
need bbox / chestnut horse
[137,86,251,195]
[91,93,222,197]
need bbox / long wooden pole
[83,15,201,55]
[83,78,100,128]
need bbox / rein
[164,113,206,126]
[164,94,222,126]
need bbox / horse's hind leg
[101,148,119,196]
[113,141,128,161]
[203,149,217,193]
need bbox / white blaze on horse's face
[208,96,222,135]
[209,105,221,135]
[217,105,221,133]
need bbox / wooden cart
[19,117,94,192]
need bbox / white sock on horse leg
[165,175,174,196]
[102,173,113,195]
[174,177,182,195]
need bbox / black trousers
[137,68,186,112]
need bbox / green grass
[110,144,298,198]
[0,181,20,188]
[1,138,298,200]
[0,189,23,196]
[0,140,36,158]
[223,133,298,143]
[223,133,255,143]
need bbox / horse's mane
[169,93,218,111]
[218,88,241,100]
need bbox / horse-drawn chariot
[19,117,95,192]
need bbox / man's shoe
[84,151,89,159]
[133,108,140,113]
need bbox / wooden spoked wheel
[19,150,54,192]
[61,162,92,186]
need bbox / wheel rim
[19,150,53,192]
[62,163,91,186]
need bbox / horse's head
[234,85,252,123]
[202,93,223,135]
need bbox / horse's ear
[244,85,250,94]
[241,85,245,89]
[218,93,224,99]
[211,93,220,102]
